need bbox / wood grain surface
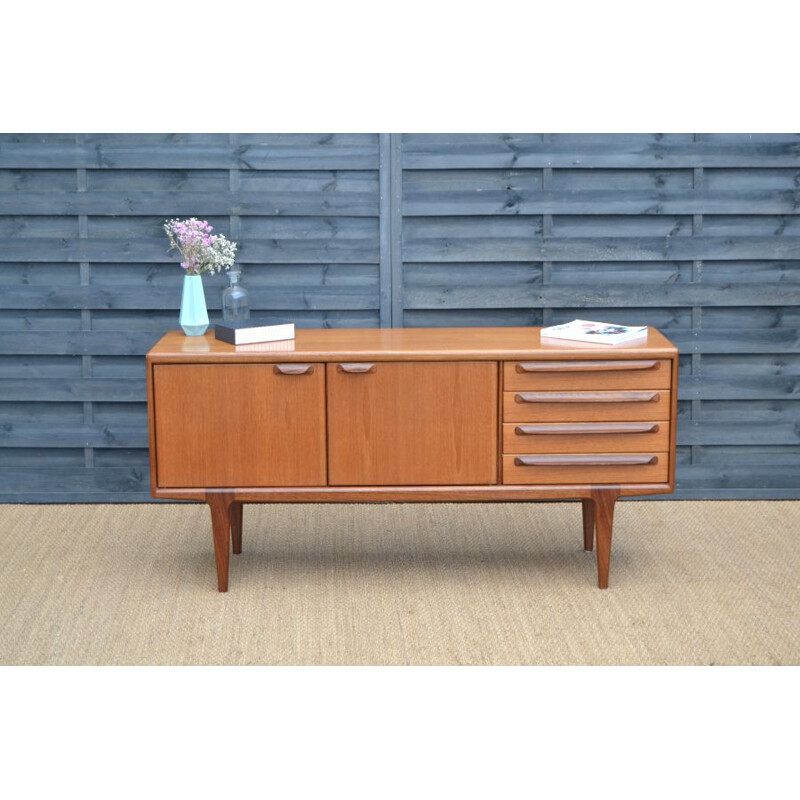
[592,489,620,588]
[153,364,327,488]
[150,483,675,502]
[503,359,672,391]
[502,453,668,485]
[147,326,678,363]
[327,361,498,486]
[502,421,669,454]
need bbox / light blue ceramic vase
[179,274,209,336]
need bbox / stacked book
[214,318,295,346]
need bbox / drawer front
[503,421,669,454]
[504,359,671,391]
[503,390,671,422]
[502,453,669,485]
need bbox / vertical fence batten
[691,138,704,468]
[541,133,554,328]
[390,133,403,326]
[0,132,798,501]
[75,133,93,469]
[378,134,392,327]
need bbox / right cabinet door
[327,361,497,486]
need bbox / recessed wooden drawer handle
[516,360,658,373]
[515,422,660,435]
[515,391,660,403]
[337,363,376,374]
[514,454,658,467]
[273,363,314,375]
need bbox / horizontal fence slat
[0,238,380,263]
[6,189,798,217]
[0,466,149,492]
[0,143,380,170]
[0,423,147,448]
[402,236,800,262]
[2,285,380,311]
[667,489,800,499]
[0,492,160,502]
[403,189,800,216]
[402,139,800,169]
[677,374,800,400]
[664,329,800,353]
[0,331,163,355]
[402,284,800,309]
[674,464,800,489]
[0,378,144,401]
[0,315,385,355]
[0,190,379,217]
[676,422,799,445]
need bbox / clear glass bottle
[222,268,250,322]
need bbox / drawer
[504,359,671,391]
[503,389,671,422]
[503,421,669,454]
[502,452,669,485]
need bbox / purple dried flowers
[164,218,238,276]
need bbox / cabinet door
[153,364,326,488]
[327,361,497,486]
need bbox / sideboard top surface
[147,327,678,363]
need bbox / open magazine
[541,319,648,345]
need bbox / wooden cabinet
[147,327,678,591]
[327,361,497,486]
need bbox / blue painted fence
[0,133,798,500]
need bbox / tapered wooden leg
[207,492,233,592]
[581,499,595,551]
[231,501,243,555]
[592,489,620,589]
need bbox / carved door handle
[514,422,660,435]
[515,391,660,403]
[337,363,376,374]
[273,363,314,375]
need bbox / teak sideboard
[146,327,678,591]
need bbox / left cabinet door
[153,364,326,488]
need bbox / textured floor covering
[0,501,797,665]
